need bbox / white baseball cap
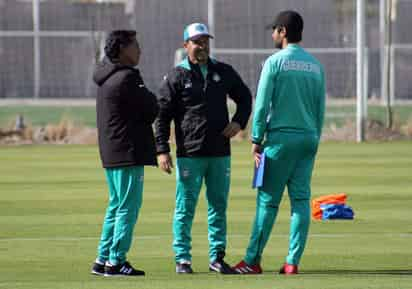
[183,23,214,42]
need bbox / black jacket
[94,58,159,168]
[155,58,252,157]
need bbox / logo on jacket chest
[212,73,221,83]
[136,79,145,88]
[184,81,192,89]
[182,72,221,91]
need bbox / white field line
[1,233,411,242]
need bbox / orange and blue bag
[311,193,348,220]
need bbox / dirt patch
[1,118,411,145]
[323,119,409,141]
[0,119,97,145]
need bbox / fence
[0,0,411,103]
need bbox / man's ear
[278,26,287,37]
[117,44,125,58]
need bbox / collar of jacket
[93,57,140,86]
[177,57,218,81]
[177,57,218,71]
[106,57,141,73]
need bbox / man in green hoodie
[233,10,325,275]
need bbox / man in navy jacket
[91,30,158,277]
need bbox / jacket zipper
[203,76,208,92]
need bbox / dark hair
[272,10,304,43]
[104,30,137,61]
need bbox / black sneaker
[209,252,237,274]
[176,262,194,274]
[91,261,105,276]
[104,261,145,277]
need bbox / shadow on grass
[175,267,412,276]
[300,269,412,275]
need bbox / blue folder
[252,152,266,189]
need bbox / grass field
[0,105,411,129]
[1,142,412,289]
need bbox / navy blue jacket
[155,57,252,157]
[94,58,158,168]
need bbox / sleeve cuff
[156,144,170,155]
[231,117,247,130]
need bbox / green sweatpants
[173,156,231,263]
[245,131,318,266]
[97,166,144,265]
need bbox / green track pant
[245,131,318,266]
[173,156,231,263]
[97,166,144,265]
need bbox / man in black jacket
[91,30,158,277]
[155,23,252,274]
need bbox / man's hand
[222,121,241,138]
[158,153,173,174]
[252,143,263,168]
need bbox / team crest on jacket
[213,73,221,82]
[184,81,192,89]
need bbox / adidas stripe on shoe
[104,261,145,277]
[232,260,263,274]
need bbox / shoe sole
[233,269,262,275]
[209,264,220,273]
[91,270,105,276]
[209,264,237,274]
[176,264,193,274]
[104,273,145,277]
[104,273,124,277]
